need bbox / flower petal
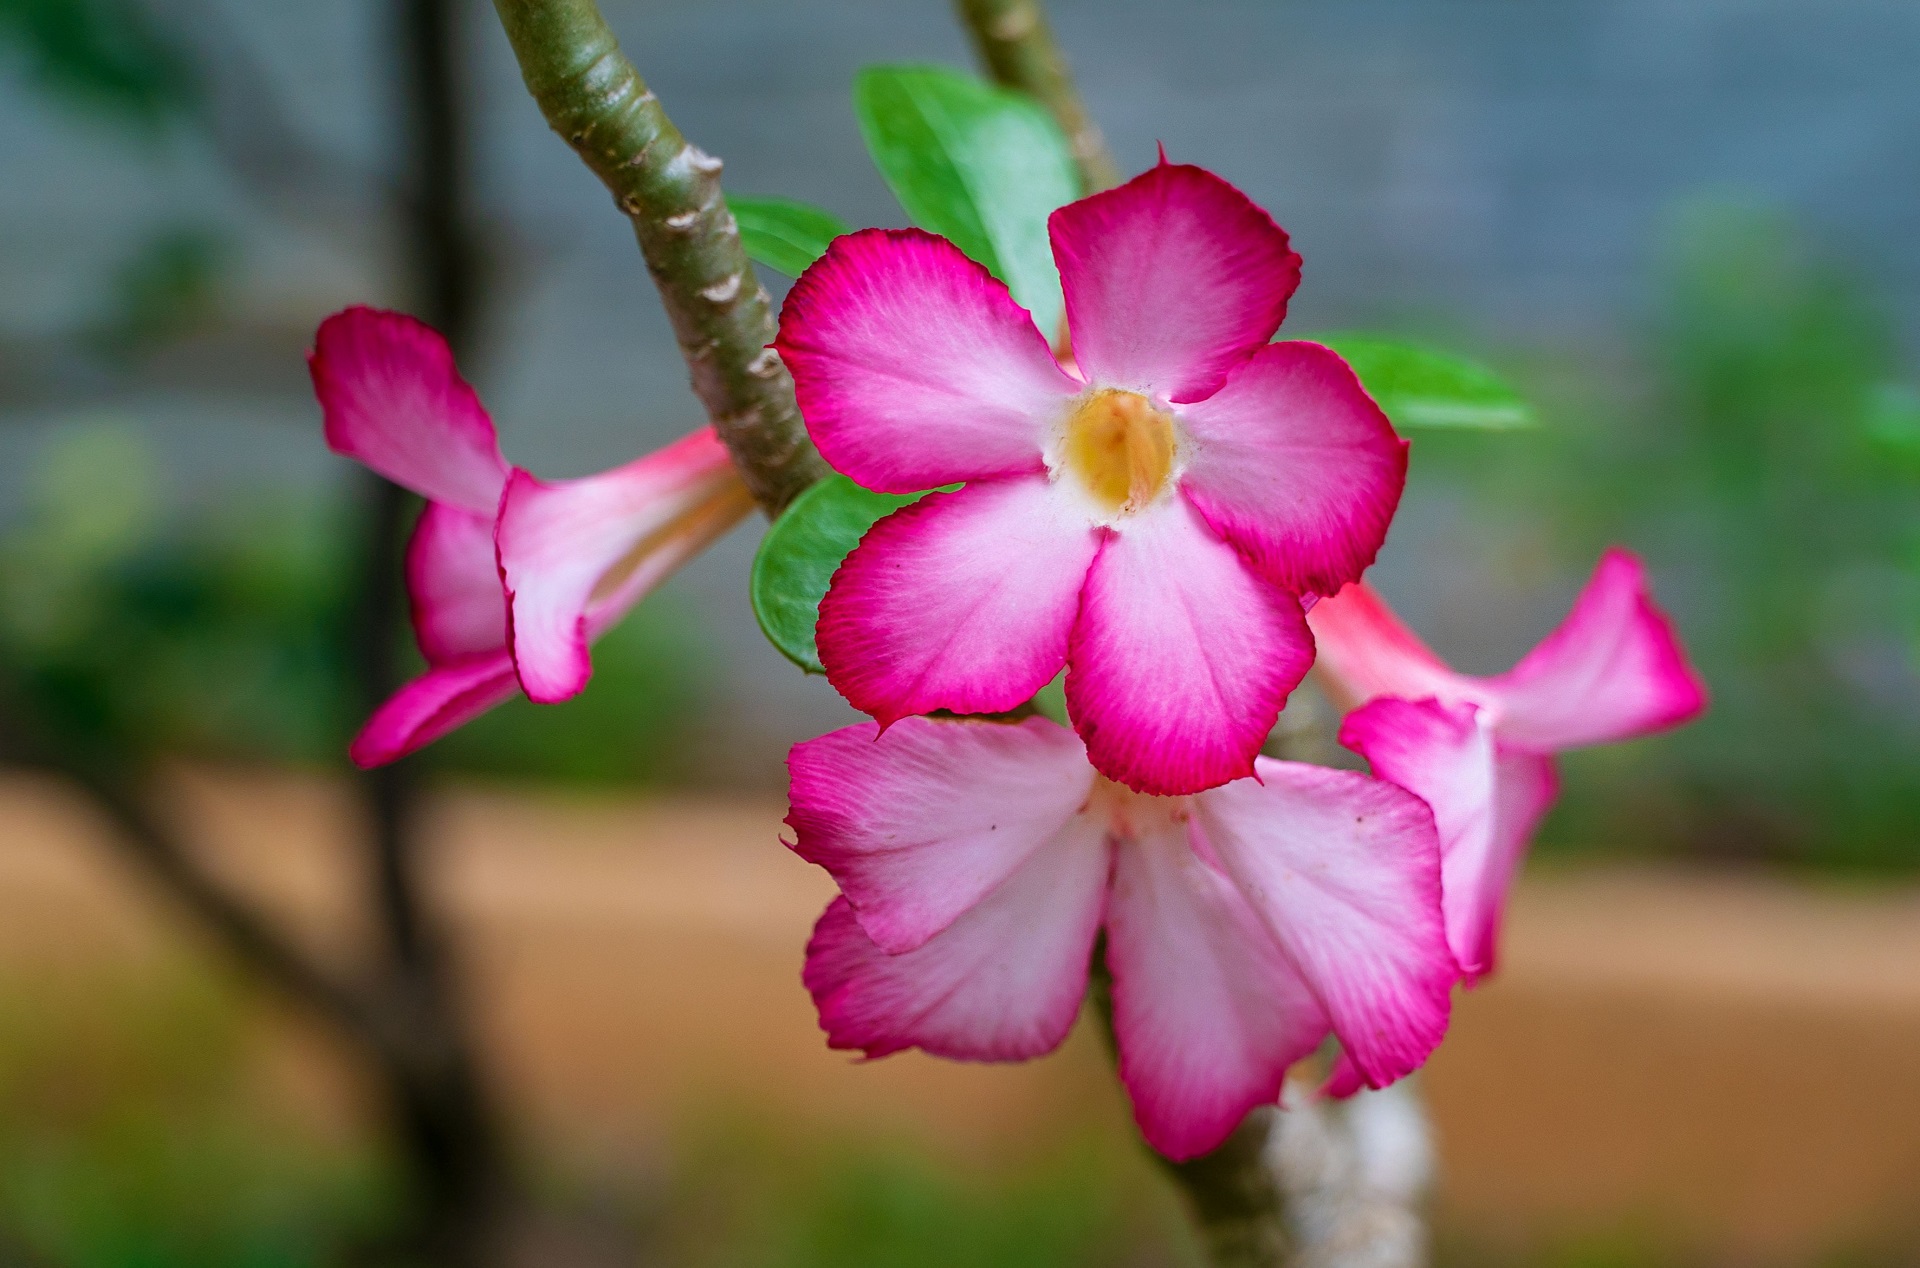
[785,716,1096,954]
[818,476,1100,725]
[407,502,508,664]
[802,815,1111,1062]
[1304,581,1467,712]
[1339,696,1500,979]
[1484,548,1708,751]
[497,428,750,704]
[1177,342,1408,596]
[347,652,520,769]
[1105,810,1328,1160]
[309,306,506,514]
[776,228,1079,493]
[1194,759,1452,1090]
[1065,496,1313,796]
[1050,162,1301,404]
[1476,750,1559,978]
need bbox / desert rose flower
[310,306,752,766]
[776,161,1407,796]
[786,715,1454,1161]
[1311,549,1707,988]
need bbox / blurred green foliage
[0,0,192,124]
[0,422,713,784]
[1416,201,1920,869]
[0,974,388,1267]
[645,1126,1196,1268]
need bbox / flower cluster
[773,161,1705,1158]
[313,158,1704,1165]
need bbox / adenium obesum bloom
[1311,549,1708,990]
[786,714,1455,1161]
[309,306,753,766]
[776,161,1407,797]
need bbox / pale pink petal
[1484,548,1708,752]
[407,502,508,663]
[1339,697,1497,978]
[1305,582,1468,712]
[497,429,750,704]
[802,815,1112,1062]
[785,717,1095,954]
[1177,342,1407,596]
[818,476,1101,725]
[1065,496,1313,796]
[1050,162,1301,404]
[1194,760,1452,1090]
[1105,811,1329,1160]
[309,306,506,514]
[1475,749,1559,980]
[347,652,520,768]
[776,229,1079,493]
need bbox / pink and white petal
[786,716,1096,954]
[1194,760,1453,1090]
[1177,342,1408,596]
[1320,1053,1366,1101]
[818,476,1101,725]
[1339,697,1496,978]
[1468,750,1559,981]
[1065,496,1313,796]
[1484,549,1708,752]
[803,815,1111,1062]
[407,502,508,663]
[497,428,748,704]
[1105,813,1329,1160]
[347,652,520,769]
[1050,162,1301,404]
[309,306,506,514]
[776,229,1079,493]
[1305,582,1470,712]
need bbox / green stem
[951,0,1121,192]
[490,0,829,514]
[1088,947,1290,1267]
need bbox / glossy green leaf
[751,474,924,674]
[728,195,852,277]
[1310,335,1537,431]
[854,64,1079,337]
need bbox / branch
[490,0,830,514]
[0,694,383,1049]
[951,0,1120,192]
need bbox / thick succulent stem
[951,0,1120,192]
[490,0,829,514]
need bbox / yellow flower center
[1061,389,1176,515]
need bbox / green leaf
[750,475,924,674]
[1865,383,1920,459]
[1309,335,1537,430]
[854,64,1079,337]
[728,195,851,277]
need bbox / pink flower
[1310,549,1708,988]
[309,306,752,766]
[775,161,1407,797]
[786,714,1454,1161]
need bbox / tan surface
[2,767,1918,1258]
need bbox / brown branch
[951,0,1120,192]
[490,0,830,514]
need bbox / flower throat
[1063,389,1175,515]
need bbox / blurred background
[2,0,1919,1264]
